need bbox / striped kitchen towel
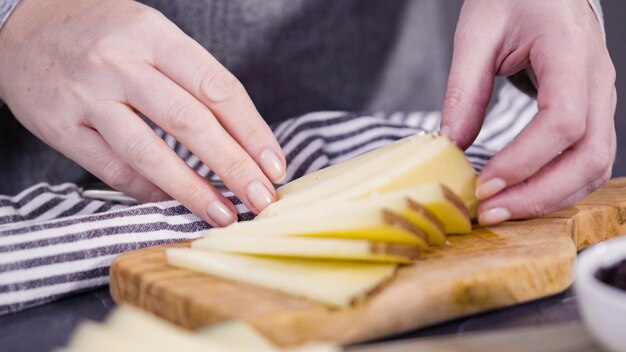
[0,83,537,315]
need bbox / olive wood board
[109,178,626,347]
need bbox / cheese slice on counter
[105,305,223,352]
[196,321,279,352]
[64,322,165,352]
[193,236,419,264]
[62,305,341,352]
[262,133,476,218]
[167,248,397,307]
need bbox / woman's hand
[0,0,286,227]
[441,0,616,225]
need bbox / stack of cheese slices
[59,305,339,352]
[167,133,477,307]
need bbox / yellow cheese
[167,248,396,307]
[64,305,342,352]
[65,322,160,352]
[204,183,469,244]
[262,133,476,218]
[193,236,418,264]
[204,187,432,245]
[196,321,279,352]
[105,305,223,351]
[277,135,422,196]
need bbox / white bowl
[575,236,626,352]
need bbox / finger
[89,103,239,227]
[478,73,615,225]
[125,65,276,214]
[60,126,170,203]
[440,17,498,149]
[475,40,588,200]
[150,26,286,183]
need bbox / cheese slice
[105,305,223,352]
[396,201,446,245]
[65,322,163,352]
[262,133,476,218]
[203,182,469,245]
[197,321,279,352]
[204,188,431,245]
[64,306,342,352]
[193,236,419,264]
[277,134,424,197]
[167,248,396,307]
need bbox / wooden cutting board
[109,178,626,347]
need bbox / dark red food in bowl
[595,258,626,291]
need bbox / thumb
[440,28,497,150]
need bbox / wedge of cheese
[204,187,435,246]
[262,133,476,218]
[203,182,470,245]
[167,248,396,307]
[193,236,419,264]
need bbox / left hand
[440,0,617,225]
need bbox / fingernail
[479,207,511,226]
[247,181,274,212]
[475,178,507,200]
[439,125,451,136]
[207,200,237,227]
[260,149,285,183]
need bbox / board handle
[548,178,626,250]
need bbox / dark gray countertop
[0,286,581,352]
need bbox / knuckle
[443,85,467,110]
[443,84,488,112]
[498,160,535,185]
[127,136,159,169]
[527,202,549,218]
[166,99,200,133]
[222,157,249,181]
[199,68,240,103]
[242,125,267,146]
[557,121,585,145]
[101,161,136,190]
[134,6,167,25]
[585,170,611,196]
[124,5,169,32]
[587,152,612,178]
[85,36,122,67]
[180,180,210,208]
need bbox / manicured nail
[475,178,506,200]
[479,207,511,226]
[439,125,451,136]
[247,181,274,212]
[206,200,237,227]
[260,149,285,183]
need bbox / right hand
[0,0,286,227]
